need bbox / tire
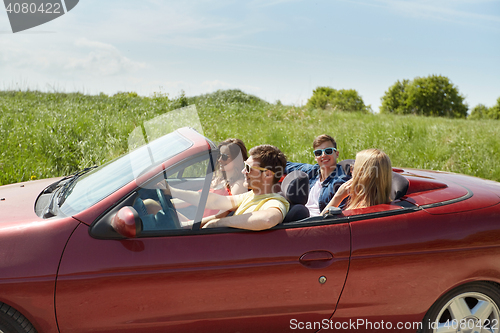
[421,282,500,333]
[0,303,37,333]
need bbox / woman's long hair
[212,138,248,190]
[346,148,392,210]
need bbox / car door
[55,154,351,333]
[55,221,350,332]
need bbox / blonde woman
[321,148,392,212]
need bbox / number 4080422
[5,2,62,14]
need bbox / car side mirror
[111,206,143,238]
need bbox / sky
[1,0,499,111]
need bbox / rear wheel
[421,282,500,333]
[0,303,37,333]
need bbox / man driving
[169,144,289,231]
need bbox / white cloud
[1,0,498,111]
[338,0,500,27]
[0,38,57,72]
[74,1,285,54]
[378,0,500,25]
[201,80,232,91]
[86,2,244,44]
[248,0,303,8]
[0,35,146,78]
[64,38,147,76]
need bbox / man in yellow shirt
[171,144,289,231]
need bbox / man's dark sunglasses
[313,147,337,157]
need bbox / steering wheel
[133,196,148,216]
[156,186,181,229]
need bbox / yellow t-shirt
[232,191,290,220]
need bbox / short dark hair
[249,144,286,184]
[313,134,337,149]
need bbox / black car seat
[337,159,355,177]
[392,172,409,200]
[281,170,310,223]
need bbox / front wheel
[421,282,500,333]
[0,303,37,333]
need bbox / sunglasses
[313,147,337,157]
[244,162,274,174]
[219,153,230,161]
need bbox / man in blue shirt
[285,134,351,216]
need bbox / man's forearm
[169,187,235,211]
[205,209,283,231]
[169,187,201,206]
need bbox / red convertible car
[1,126,500,333]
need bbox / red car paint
[0,178,80,333]
[1,127,500,333]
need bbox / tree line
[307,74,500,119]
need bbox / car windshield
[59,131,193,216]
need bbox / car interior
[279,159,410,224]
[92,154,413,238]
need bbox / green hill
[1,90,499,185]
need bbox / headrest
[338,159,355,176]
[281,170,309,205]
[392,172,409,200]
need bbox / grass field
[1,90,499,186]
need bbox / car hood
[0,177,63,225]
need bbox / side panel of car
[403,169,500,212]
[55,222,351,333]
[422,182,500,215]
[0,217,80,333]
[331,205,500,332]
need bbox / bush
[307,87,370,112]
[381,75,468,118]
[188,89,268,107]
[468,98,500,120]
[380,80,410,115]
[487,97,500,120]
[469,104,489,120]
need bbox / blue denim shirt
[285,162,351,212]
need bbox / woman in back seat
[321,148,392,212]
